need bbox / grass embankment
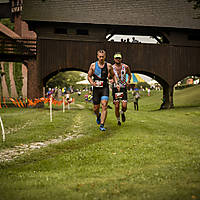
[0,85,200,200]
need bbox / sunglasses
[115,57,122,59]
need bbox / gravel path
[0,103,86,163]
[0,134,83,163]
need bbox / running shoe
[118,121,121,126]
[99,124,106,131]
[121,112,126,122]
[96,112,101,125]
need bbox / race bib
[95,80,104,87]
[115,92,123,99]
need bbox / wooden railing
[0,38,36,57]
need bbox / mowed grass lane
[0,85,200,200]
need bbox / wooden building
[1,0,200,108]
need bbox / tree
[136,82,150,90]
[0,18,14,30]
[46,71,86,90]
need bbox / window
[76,29,89,35]
[54,28,67,34]
[188,34,200,41]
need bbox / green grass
[0,85,200,200]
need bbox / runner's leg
[93,88,101,124]
[99,87,109,130]
[122,101,127,112]
[114,101,121,125]
[94,104,100,117]
[121,101,127,122]
[134,102,136,110]
[100,99,108,125]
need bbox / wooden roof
[22,0,200,30]
[0,0,9,3]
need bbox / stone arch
[132,70,168,87]
[173,73,200,87]
[43,67,88,86]
[132,70,173,109]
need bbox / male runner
[112,52,132,126]
[88,49,118,131]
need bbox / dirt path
[0,103,86,163]
[0,134,83,163]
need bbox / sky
[109,34,157,44]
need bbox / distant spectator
[66,91,70,101]
[132,90,140,111]
[147,88,151,96]
[88,93,93,103]
[78,90,81,96]
[84,94,88,103]
[47,88,52,98]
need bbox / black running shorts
[93,86,109,105]
[112,87,127,102]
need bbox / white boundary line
[0,116,5,142]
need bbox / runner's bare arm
[108,63,117,83]
[88,63,96,86]
[126,65,132,84]
[108,63,120,91]
[107,64,113,84]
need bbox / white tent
[76,79,90,85]
[149,79,158,86]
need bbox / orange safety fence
[3,97,8,108]
[15,99,21,108]
[9,98,17,107]
[0,97,75,108]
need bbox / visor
[114,53,122,59]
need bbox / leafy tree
[136,82,150,90]
[46,71,86,90]
[0,18,14,30]
[13,62,23,97]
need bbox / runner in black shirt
[88,50,119,131]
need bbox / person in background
[78,90,81,96]
[147,88,151,96]
[84,94,88,103]
[88,91,93,103]
[66,91,70,102]
[132,89,140,111]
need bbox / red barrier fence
[0,97,74,108]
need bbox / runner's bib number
[95,80,104,87]
[115,92,124,99]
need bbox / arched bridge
[1,0,200,108]
[36,39,200,108]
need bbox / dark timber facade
[1,0,200,108]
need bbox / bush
[175,84,195,90]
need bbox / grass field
[0,85,200,200]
